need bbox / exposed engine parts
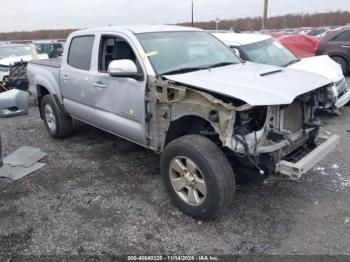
[148,77,337,179]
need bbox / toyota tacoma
[27,25,340,220]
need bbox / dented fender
[146,77,255,151]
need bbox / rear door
[60,34,96,119]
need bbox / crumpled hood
[288,55,344,83]
[164,62,332,106]
[0,55,33,66]
[0,54,48,66]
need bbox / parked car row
[26,25,341,220]
[268,26,350,75]
[213,32,350,110]
[316,27,350,74]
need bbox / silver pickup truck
[27,25,340,220]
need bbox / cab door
[60,34,97,124]
[82,33,147,146]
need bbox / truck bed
[29,58,61,68]
[27,58,61,98]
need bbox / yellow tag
[145,51,158,57]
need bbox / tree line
[180,10,350,31]
[0,29,76,41]
[0,11,349,41]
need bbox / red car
[277,34,320,58]
[316,27,350,74]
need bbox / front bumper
[0,70,9,81]
[275,134,340,180]
[335,88,350,108]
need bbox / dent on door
[86,73,147,145]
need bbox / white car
[213,33,350,109]
[0,44,48,81]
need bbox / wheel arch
[36,84,67,119]
[164,114,222,149]
[330,54,349,73]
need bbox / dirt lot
[0,79,350,256]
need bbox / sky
[0,0,349,32]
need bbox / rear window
[68,35,95,70]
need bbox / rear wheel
[160,135,236,220]
[41,95,72,138]
[331,56,348,74]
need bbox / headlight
[317,84,337,108]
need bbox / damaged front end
[146,77,339,182]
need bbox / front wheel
[160,135,236,220]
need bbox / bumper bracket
[275,134,340,180]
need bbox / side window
[98,35,137,72]
[333,31,350,42]
[68,35,95,70]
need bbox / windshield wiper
[162,66,208,75]
[205,62,236,69]
[162,62,236,76]
[283,58,301,67]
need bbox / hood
[0,53,48,66]
[0,55,33,66]
[164,62,332,106]
[288,55,344,83]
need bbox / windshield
[240,38,296,67]
[136,31,241,75]
[0,45,32,59]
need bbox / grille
[335,78,348,97]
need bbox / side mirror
[108,59,138,78]
[231,47,241,58]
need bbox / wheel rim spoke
[171,177,186,192]
[195,176,207,196]
[186,159,198,174]
[187,187,200,205]
[171,159,187,176]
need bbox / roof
[78,25,202,34]
[212,33,271,46]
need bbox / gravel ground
[0,79,350,256]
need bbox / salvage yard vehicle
[34,42,64,58]
[316,27,350,74]
[214,33,350,109]
[0,44,48,82]
[27,26,340,220]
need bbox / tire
[41,95,72,138]
[160,135,236,220]
[331,56,348,74]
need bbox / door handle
[341,45,350,48]
[93,82,107,89]
[62,75,70,81]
